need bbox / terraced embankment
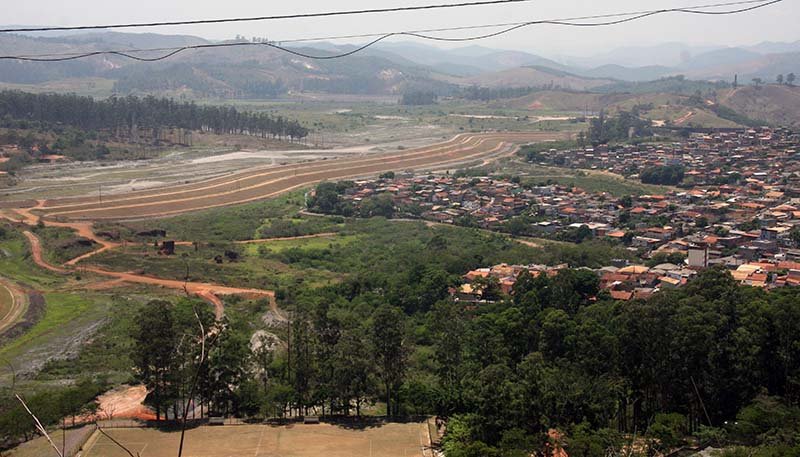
[0,277,27,336]
[23,132,564,221]
[0,131,564,321]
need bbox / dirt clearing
[83,422,429,457]
[25,132,565,221]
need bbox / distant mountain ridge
[0,31,799,97]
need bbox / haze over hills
[0,30,799,129]
[1,31,799,94]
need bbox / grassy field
[98,190,310,242]
[32,226,98,265]
[522,168,671,196]
[486,158,673,197]
[83,422,428,457]
[0,78,116,98]
[0,228,66,289]
[244,234,359,255]
[91,241,345,292]
[0,283,13,326]
[0,293,98,357]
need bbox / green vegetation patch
[0,283,13,323]
[0,293,96,356]
[526,170,668,196]
[114,190,309,242]
[244,233,359,256]
[36,294,149,384]
[498,159,671,197]
[31,226,96,265]
[0,227,65,289]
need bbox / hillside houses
[323,127,800,293]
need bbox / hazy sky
[6,0,798,56]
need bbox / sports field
[83,422,430,457]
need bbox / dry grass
[82,422,428,457]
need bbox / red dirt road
[0,277,27,336]
[80,265,274,318]
[22,230,68,274]
[3,132,564,317]
[16,215,276,318]
[22,132,565,221]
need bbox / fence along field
[19,132,566,221]
[82,422,430,457]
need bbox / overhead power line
[0,0,537,34]
[0,0,784,62]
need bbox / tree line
[436,267,800,456]
[400,91,437,106]
[588,110,653,144]
[459,86,540,101]
[639,164,686,185]
[131,258,800,456]
[0,91,309,144]
[0,379,106,449]
[129,297,412,420]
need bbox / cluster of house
[538,127,798,187]
[453,261,704,303]
[456,253,800,303]
[343,175,533,225]
[337,127,800,294]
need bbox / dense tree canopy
[0,90,308,143]
[432,267,800,455]
[640,164,685,185]
[400,91,437,106]
[589,110,653,144]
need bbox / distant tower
[733,74,738,88]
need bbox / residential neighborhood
[318,127,800,298]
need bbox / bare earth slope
[19,132,566,221]
[720,85,800,126]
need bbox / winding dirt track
[0,131,564,319]
[5,210,276,319]
[0,277,27,336]
[22,230,68,274]
[20,132,564,221]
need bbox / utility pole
[691,376,712,427]
[286,318,291,383]
[98,184,102,203]
[286,315,292,417]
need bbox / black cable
[0,0,783,62]
[0,0,537,34]
[8,0,776,59]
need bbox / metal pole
[691,376,712,427]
